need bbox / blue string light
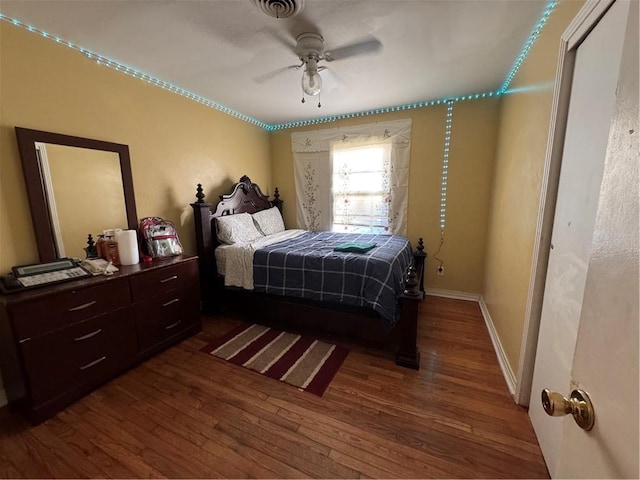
[1,0,556,131]
[500,1,557,93]
[440,101,454,229]
[266,91,501,131]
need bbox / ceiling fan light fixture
[301,70,322,96]
[301,56,322,96]
[251,0,304,19]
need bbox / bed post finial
[272,187,284,213]
[403,266,421,297]
[413,237,426,293]
[238,175,252,194]
[195,183,206,203]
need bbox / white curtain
[292,118,412,235]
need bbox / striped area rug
[201,324,349,396]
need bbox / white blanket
[216,229,305,290]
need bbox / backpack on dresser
[139,216,183,259]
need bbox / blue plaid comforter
[253,231,413,325]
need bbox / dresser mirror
[15,127,138,262]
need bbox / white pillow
[252,207,285,236]
[216,213,264,244]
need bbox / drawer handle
[19,337,31,344]
[165,319,182,330]
[80,356,106,370]
[160,275,178,284]
[74,329,102,341]
[162,298,180,307]
[68,300,97,312]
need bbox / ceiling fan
[256,30,383,107]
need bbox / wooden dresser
[0,255,200,424]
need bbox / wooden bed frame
[191,176,426,369]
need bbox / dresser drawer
[134,288,200,353]
[20,308,136,405]
[130,260,198,302]
[11,278,131,340]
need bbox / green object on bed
[333,242,377,253]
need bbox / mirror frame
[15,127,138,263]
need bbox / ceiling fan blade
[261,26,298,55]
[322,67,343,86]
[254,64,301,83]
[316,68,343,93]
[324,37,382,62]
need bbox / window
[331,143,392,234]
[292,118,411,236]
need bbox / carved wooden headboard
[210,175,274,217]
[190,176,283,297]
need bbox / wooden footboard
[191,180,426,369]
[397,241,426,369]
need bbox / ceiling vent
[251,0,304,19]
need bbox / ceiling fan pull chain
[317,93,321,108]
[301,95,306,104]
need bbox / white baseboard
[426,289,517,397]
[478,296,517,396]
[425,288,481,302]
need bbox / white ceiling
[1,0,550,126]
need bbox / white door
[529,0,639,477]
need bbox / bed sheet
[215,230,306,289]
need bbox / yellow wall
[482,0,585,372]
[271,99,500,293]
[0,22,271,274]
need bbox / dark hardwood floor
[0,296,549,478]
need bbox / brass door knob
[541,388,595,431]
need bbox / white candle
[116,230,140,265]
